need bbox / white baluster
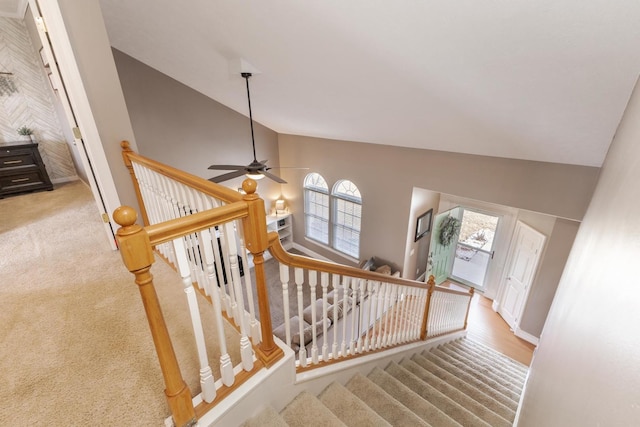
[331,274,340,358]
[349,277,358,355]
[340,276,349,357]
[218,224,237,321]
[279,263,291,348]
[173,238,216,403]
[356,278,366,353]
[200,226,234,387]
[371,281,382,350]
[237,223,260,344]
[295,268,307,366]
[320,272,329,361]
[363,280,374,351]
[309,270,319,364]
[224,222,253,372]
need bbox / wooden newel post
[464,287,475,330]
[420,275,437,340]
[113,206,196,427]
[240,179,285,367]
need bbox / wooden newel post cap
[113,206,137,227]
[242,178,258,199]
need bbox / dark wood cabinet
[0,141,53,198]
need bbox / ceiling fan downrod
[241,72,258,163]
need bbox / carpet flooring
[0,181,241,426]
[243,338,527,427]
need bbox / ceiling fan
[208,72,288,184]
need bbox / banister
[268,233,469,296]
[145,201,249,245]
[121,140,244,204]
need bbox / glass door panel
[451,210,499,289]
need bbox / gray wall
[517,79,640,426]
[278,134,599,269]
[112,49,283,207]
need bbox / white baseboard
[514,327,539,345]
[292,243,331,261]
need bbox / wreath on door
[439,216,462,246]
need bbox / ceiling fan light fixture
[246,172,265,180]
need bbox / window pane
[331,180,362,258]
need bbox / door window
[451,210,499,288]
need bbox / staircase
[243,338,527,426]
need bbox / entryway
[429,207,501,291]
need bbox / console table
[0,141,53,198]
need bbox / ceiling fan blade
[266,166,310,170]
[262,170,288,184]
[208,169,247,183]
[207,164,245,170]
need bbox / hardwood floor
[441,281,536,366]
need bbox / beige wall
[278,134,598,270]
[403,188,440,280]
[112,49,283,207]
[518,217,579,337]
[517,79,640,426]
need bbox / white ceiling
[7,1,640,167]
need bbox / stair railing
[115,142,474,423]
[267,237,474,370]
[115,142,283,427]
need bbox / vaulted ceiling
[4,1,640,167]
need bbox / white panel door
[499,221,546,329]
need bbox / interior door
[428,207,461,284]
[29,0,118,249]
[498,221,546,329]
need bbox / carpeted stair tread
[442,343,526,386]
[452,339,527,374]
[318,382,391,427]
[242,405,289,427]
[437,345,524,391]
[429,348,523,399]
[280,391,346,427]
[421,351,521,406]
[367,366,461,427]
[396,359,511,427]
[458,339,529,374]
[410,353,517,420]
[448,341,527,382]
[345,373,431,426]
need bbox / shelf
[267,213,293,249]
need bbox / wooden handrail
[145,201,249,245]
[121,140,244,205]
[268,234,438,291]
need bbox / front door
[428,208,461,284]
[498,221,546,329]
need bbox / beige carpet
[0,181,241,426]
[243,338,527,427]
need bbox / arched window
[303,173,329,244]
[331,180,362,258]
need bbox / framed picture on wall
[414,209,433,242]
